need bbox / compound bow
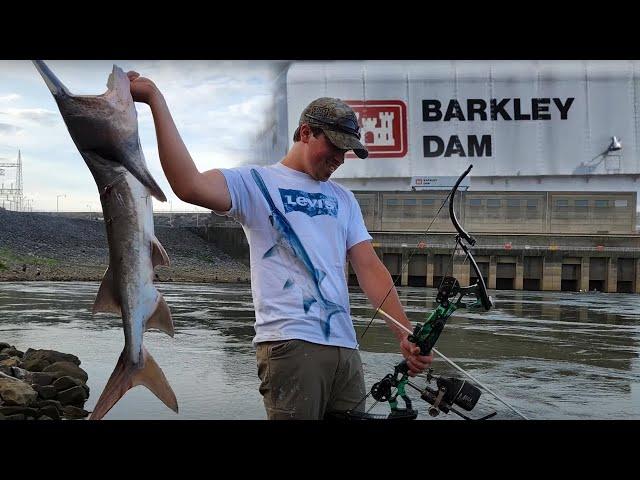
[331,165,528,421]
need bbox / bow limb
[448,164,493,311]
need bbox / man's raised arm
[128,71,231,212]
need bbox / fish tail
[89,346,178,420]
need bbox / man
[127,71,432,419]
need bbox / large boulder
[42,362,88,383]
[38,405,61,420]
[0,347,23,358]
[61,405,89,419]
[29,372,56,387]
[4,413,25,420]
[0,406,39,417]
[34,384,58,400]
[0,343,11,351]
[34,399,64,411]
[57,386,88,406]
[0,371,17,381]
[0,357,21,368]
[53,376,89,395]
[0,378,38,406]
[22,349,81,367]
[10,366,29,380]
[20,357,50,372]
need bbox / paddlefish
[33,60,178,420]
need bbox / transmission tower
[0,150,24,211]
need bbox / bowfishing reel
[368,367,496,420]
[370,372,419,420]
[370,374,395,402]
[418,369,496,420]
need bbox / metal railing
[372,242,640,253]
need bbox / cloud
[0,122,21,134]
[0,108,59,126]
[175,93,273,149]
[0,94,20,102]
[0,60,289,210]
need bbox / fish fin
[303,296,317,314]
[315,269,326,284]
[133,346,178,414]
[92,267,121,315]
[121,150,167,202]
[283,278,294,289]
[32,60,71,97]
[145,294,174,337]
[106,66,167,203]
[89,350,130,420]
[151,238,170,268]
[263,245,278,259]
[108,65,135,101]
[89,346,178,420]
[107,70,167,202]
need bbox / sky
[2,60,639,217]
[0,60,286,212]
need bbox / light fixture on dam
[608,136,622,152]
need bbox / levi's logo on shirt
[279,189,338,218]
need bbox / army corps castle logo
[345,100,408,158]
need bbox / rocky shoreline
[0,343,91,420]
[0,209,251,283]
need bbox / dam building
[246,60,640,293]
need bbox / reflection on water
[1,282,639,420]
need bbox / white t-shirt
[216,162,372,349]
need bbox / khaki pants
[256,339,366,420]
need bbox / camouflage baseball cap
[299,97,369,159]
